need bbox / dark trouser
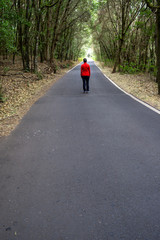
[82,76,90,92]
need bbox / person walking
[81,58,91,93]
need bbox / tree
[145,0,160,94]
[109,0,146,73]
[0,0,91,72]
[0,0,16,58]
[91,0,158,86]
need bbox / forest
[0,0,160,96]
[91,0,160,95]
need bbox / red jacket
[81,62,91,77]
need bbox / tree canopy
[0,0,91,71]
[91,0,160,94]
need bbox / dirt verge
[95,61,160,111]
[0,59,78,137]
[1,59,159,138]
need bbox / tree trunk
[50,0,62,63]
[18,0,25,69]
[24,0,30,71]
[33,0,41,72]
[112,0,125,73]
[45,8,51,61]
[156,0,160,94]
[112,38,124,73]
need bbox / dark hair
[83,58,87,63]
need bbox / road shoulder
[95,61,160,112]
[0,61,79,137]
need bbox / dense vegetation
[0,0,91,72]
[0,0,160,95]
[91,0,160,94]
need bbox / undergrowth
[0,82,5,103]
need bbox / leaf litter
[96,61,160,111]
[1,59,159,137]
[0,58,76,137]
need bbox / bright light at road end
[86,48,93,61]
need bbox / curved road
[0,61,160,240]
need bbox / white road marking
[67,63,80,73]
[96,64,160,115]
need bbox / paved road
[0,61,160,240]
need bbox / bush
[146,63,157,77]
[120,62,140,74]
[104,59,114,68]
[0,0,16,53]
[3,67,10,74]
[36,71,43,80]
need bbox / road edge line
[95,64,160,115]
[67,62,81,73]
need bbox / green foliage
[78,57,83,62]
[3,67,10,74]
[61,63,70,68]
[120,62,140,74]
[135,21,145,28]
[140,9,152,18]
[120,59,157,75]
[0,0,16,53]
[91,0,157,78]
[146,61,157,77]
[35,71,43,80]
[104,59,114,68]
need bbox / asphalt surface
[0,61,160,240]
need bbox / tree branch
[59,11,88,35]
[144,0,160,12]
[41,0,59,10]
